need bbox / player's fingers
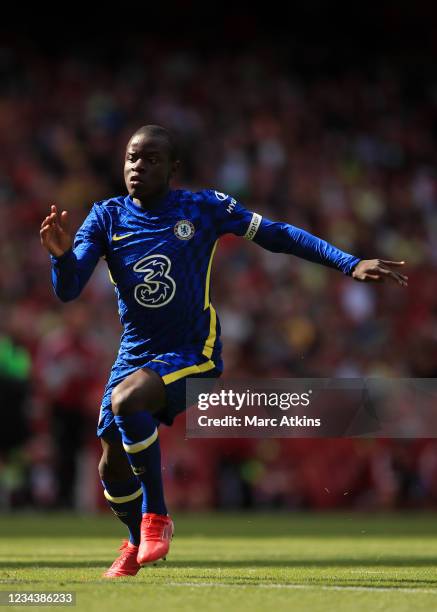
[39,226,52,242]
[45,214,56,226]
[376,267,408,279]
[50,205,58,223]
[365,273,384,282]
[59,210,69,230]
[378,260,406,266]
[40,219,54,231]
[41,219,57,233]
[46,208,64,231]
[376,266,409,283]
[40,222,55,234]
[389,273,408,286]
[389,272,408,283]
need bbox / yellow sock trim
[122,427,158,453]
[103,487,142,504]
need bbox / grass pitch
[1,512,437,611]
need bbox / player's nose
[132,158,146,172]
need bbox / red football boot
[137,513,174,565]
[103,539,141,578]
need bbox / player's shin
[114,412,167,516]
[101,477,143,545]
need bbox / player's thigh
[99,436,132,480]
[110,367,166,416]
[155,366,222,426]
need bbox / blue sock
[114,411,167,516]
[101,477,142,545]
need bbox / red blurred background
[1,3,436,512]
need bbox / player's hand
[40,205,72,257]
[352,259,408,286]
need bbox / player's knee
[111,370,164,417]
[111,384,136,416]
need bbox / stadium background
[1,3,436,514]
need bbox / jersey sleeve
[199,189,258,237]
[253,218,361,275]
[200,189,360,276]
[50,204,107,301]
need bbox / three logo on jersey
[111,220,195,308]
[133,254,176,308]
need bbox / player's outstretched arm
[351,259,408,286]
[40,204,72,257]
[203,190,409,288]
[247,217,408,287]
[41,203,105,302]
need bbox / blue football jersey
[51,189,256,362]
[50,188,360,366]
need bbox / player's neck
[132,187,170,210]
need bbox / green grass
[1,512,437,611]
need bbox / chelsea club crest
[174,219,195,240]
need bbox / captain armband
[244,213,262,240]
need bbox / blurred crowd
[0,38,436,511]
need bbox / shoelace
[141,517,170,542]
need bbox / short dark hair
[131,124,179,161]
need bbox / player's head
[124,125,180,201]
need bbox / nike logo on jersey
[112,232,134,241]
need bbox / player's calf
[111,369,169,518]
[99,438,142,547]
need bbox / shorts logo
[174,219,195,240]
[214,191,228,201]
[133,254,176,308]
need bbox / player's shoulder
[92,195,125,212]
[175,188,237,210]
[74,197,125,238]
[87,196,126,227]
